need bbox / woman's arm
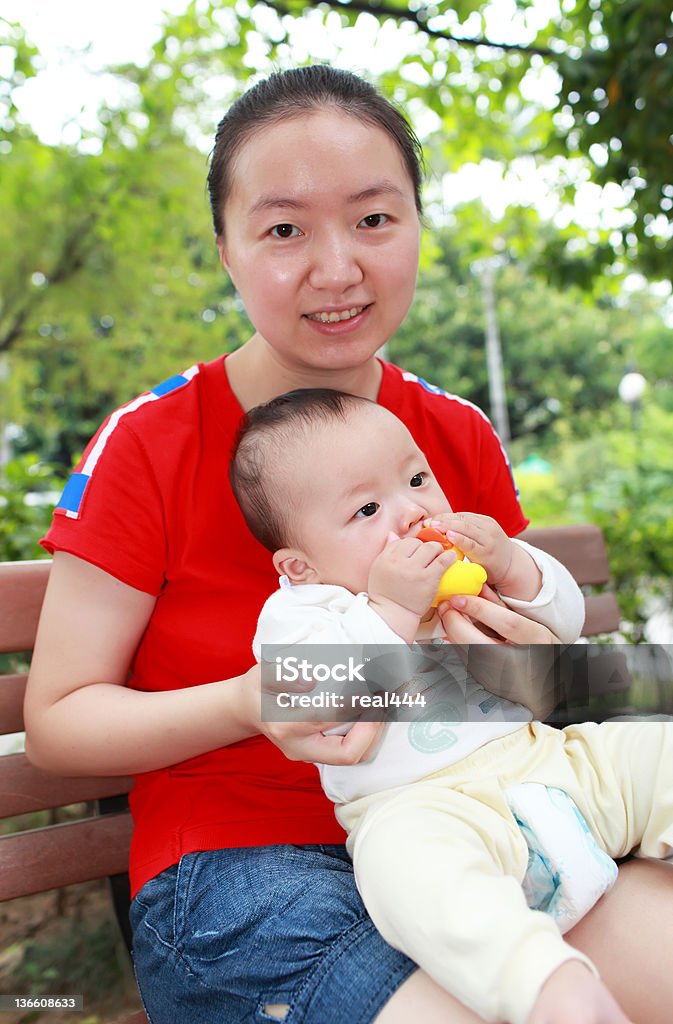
[24,552,381,776]
[23,552,259,775]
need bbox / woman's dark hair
[230,388,373,552]
[208,64,424,237]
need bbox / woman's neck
[225,334,384,412]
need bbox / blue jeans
[130,844,416,1024]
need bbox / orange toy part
[416,526,456,551]
[417,526,487,605]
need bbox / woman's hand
[437,586,564,719]
[241,662,385,766]
[438,585,557,646]
[262,717,385,766]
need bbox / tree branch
[0,214,98,354]
[261,0,556,59]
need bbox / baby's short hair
[230,388,374,551]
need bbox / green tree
[390,221,672,440]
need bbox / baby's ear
[273,548,319,584]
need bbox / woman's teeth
[307,306,365,323]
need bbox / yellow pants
[339,721,673,1024]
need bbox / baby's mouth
[305,305,368,324]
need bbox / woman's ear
[273,549,319,584]
[216,235,234,278]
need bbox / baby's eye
[355,501,380,519]
[359,213,389,229]
[270,223,301,239]
[410,473,425,487]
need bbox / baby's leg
[349,784,594,1024]
[561,721,673,859]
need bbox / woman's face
[218,109,421,375]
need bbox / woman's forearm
[25,671,259,777]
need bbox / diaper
[506,782,619,934]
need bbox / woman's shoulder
[109,356,236,437]
[379,361,494,436]
[50,357,238,525]
[80,356,240,468]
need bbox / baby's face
[279,404,450,594]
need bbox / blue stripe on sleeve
[56,473,90,515]
[151,374,188,397]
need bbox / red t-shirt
[43,356,528,895]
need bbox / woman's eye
[270,223,301,239]
[355,502,380,519]
[410,473,425,488]
[359,213,389,229]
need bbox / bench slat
[583,593,621,636]
[0,673,27,735]
[0,752,133,817]
[0,812,133,900]
[0,560,50,654]
[521,524,611,587]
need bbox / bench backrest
[0,560,134,901]
[0,524,621,904]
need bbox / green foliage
[0,16,39,130]
[517,402,673,640]
[390,224,673,441]
[556,0,673,281]
[1,118,249,467]
[0,456,64,561]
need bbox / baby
[230,388,672,1024]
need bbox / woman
[25,65,673,1024]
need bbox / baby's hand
[423,513,540,599]
[422,513,512,585]
[527,961,632,1024]
[367,534,455,641]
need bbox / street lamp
[471,255,510,444]
[618,369,647,430]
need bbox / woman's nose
[307,232,364,292]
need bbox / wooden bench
[0,524,623,1021]
[0,560,147,1024]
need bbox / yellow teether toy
[417,527,487,606]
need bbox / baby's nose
[399,504,426,537]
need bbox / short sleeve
[42,418,166,596]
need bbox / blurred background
[0,3,672,1016]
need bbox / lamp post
[618,369,647,431]
[471,256,510,444]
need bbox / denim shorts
[130,844,416,1024]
